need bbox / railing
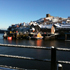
[0,43,70,70]
[0,65,26,70]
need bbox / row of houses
[5,14,70,36]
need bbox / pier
[0,44,70,70]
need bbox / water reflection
[8,40,12,44]
[3,39,12,44]
[36,39,42,46]
[3,39,7,44]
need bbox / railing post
[57,64,63,70]
[65,34,67,40]
[51,46,56,70]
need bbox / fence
[0,43,70,70]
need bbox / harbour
[0,0,70,69]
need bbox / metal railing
[0,65,27,70]
[0,43,70,70]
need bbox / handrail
[0,43,70,52]
[57,48,70,51]
[0,54,51,62]
[0,43,51,50]
[0,65,36,70]
[0,54,70,64]
[0,43,70,70]
[58,60,70,64]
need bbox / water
[0,34,70,70]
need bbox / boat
[7,37,12,40]
[3,32,7,39]
[31,32,43,39]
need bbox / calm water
[0,34,70,70]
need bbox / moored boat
[3,32,7,39]
[7,37,12,40]
[31,32,43,39]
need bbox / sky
[0,0,70,29]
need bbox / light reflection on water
[0,34,70,70]
[36,39,42,46]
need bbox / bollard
[51,46,56,70]
[57,64,63,70]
